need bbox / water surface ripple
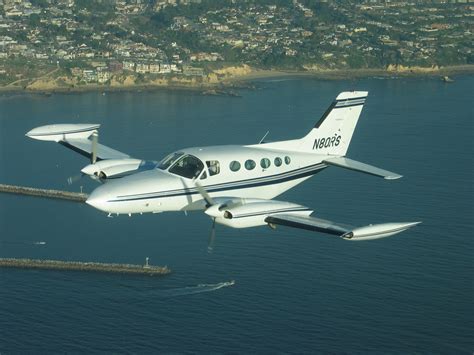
[0,76,473,353]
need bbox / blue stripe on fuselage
[108,163,327,202]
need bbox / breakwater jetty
[0,258,171,276]
[0,184,88,202]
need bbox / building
[122,61,136,71]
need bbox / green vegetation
[0,0,472,87]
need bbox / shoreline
[229,64,474,81]
[1,65,472,96]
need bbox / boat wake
[158,280,235,298]
[0,240,46,246]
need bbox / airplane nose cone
[86,188,109,212]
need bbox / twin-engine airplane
[27,91,420,248]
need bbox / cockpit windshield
[168,154,204,179]
[157,152,184,170]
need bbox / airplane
[26,91,420,249]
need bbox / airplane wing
[26,124,154,180]
[60,138,129,161]
[264,213,420,240]
[201,195,421,241]
[26,124,130,161]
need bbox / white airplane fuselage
[86,145,327,214]
[26,91,421,240]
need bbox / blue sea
[0,76,472,353]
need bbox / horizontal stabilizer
[265,213,420,240]
[323,157,402,180]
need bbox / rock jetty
[0,258,171,276]
[0,184,88,202]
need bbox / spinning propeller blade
[91,130,98,164]
[208,218,216,253]
[67,173,84,185]
[194,180,219,252]
[70,130,99,184]
[194,181,215,206]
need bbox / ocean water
[0,76,472,353]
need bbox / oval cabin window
[274,157,282,167]
[229,161,241,172]
[284,156,291,165]
[245,159,256,170]
[260,158,271,169]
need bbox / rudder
[301,91,368,156]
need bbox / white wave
[158,280,235,298]
[0,240,46,246]
[264,78,297,83]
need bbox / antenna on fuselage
[258,131,270,144]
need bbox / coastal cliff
[386,64,441,73]
[2,64,473,94]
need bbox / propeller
[67,173,85,185]
[194,180,215,207]
[194,181,219,253]
[67,130,99,185]
[208,218,216,253]
[91,130,98,164]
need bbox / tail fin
[300,91,368,156]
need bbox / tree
[28,14,41,27]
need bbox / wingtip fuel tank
[26,124,100,141]
[342,221,422,241]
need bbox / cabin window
[274,157,282,167]
[169,154,204,179]
[260,158,271,169]
[229,161,241,172]
[245,159,256,170]
[284,156,291,165]
[206,160,220,176]
[158,152,184,170]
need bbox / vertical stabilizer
[300,91,368,156]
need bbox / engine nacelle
[81,159,142,179]
[214,200,312,229]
